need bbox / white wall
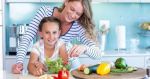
[0,0,3,78]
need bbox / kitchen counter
[4,68,146,79]
[4,71,75,79]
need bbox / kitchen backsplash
[5,3,150,51]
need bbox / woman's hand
[69,44,87,57]
[12,63,23,74]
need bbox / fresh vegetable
[111,66,137,73]
[115,57,127,69]
[96,62,111,75]
[83,64,99,75]
[78,64,86,71]
[58,68,69,79]
[45,58,70,74]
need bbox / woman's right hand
[12,63,23,74]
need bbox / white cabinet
[108,0,140,3]
[6,0,41,3]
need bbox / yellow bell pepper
[96,62,111,75]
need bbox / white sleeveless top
[31,39,64,64]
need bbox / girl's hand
[33,61,46,76]
[69,44,86,57]
[12,63,23,74]
[33,67,43,76]
[34,61,47,72]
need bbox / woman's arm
[59,43,68,64]
[28,52,44,76]
[16,6,51,64]
[78,29,102,59]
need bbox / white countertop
[3,71,75,79]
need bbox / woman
[12,0,102,74]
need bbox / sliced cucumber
[84,68,92,75]
[83,64,99,75]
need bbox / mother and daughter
[12,0,102,76]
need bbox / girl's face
[61,1,83,22]
[39,22,60,48]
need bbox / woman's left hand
[69,44,86,57]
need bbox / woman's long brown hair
[58,0,97,41]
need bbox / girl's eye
[70,7,75,11]
[45,31,50,34]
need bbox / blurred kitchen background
[4,2,150,55]
[1,0,150,73]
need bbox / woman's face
[61,1,83,23]
[39,22,60,48]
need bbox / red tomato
[58,69,69,79]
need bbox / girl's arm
[28,52,44,76]
[59,43,68,64]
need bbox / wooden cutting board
[71,68,146,79]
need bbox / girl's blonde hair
[58,0,96,41]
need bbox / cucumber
[83,64,99,75]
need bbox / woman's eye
[53,31,57,34]
[77,12,81,16]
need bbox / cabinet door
[6,0,41,3]
[108,0,139,3]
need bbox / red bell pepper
[58,68,69,79]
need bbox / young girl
[28,16,69,76]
